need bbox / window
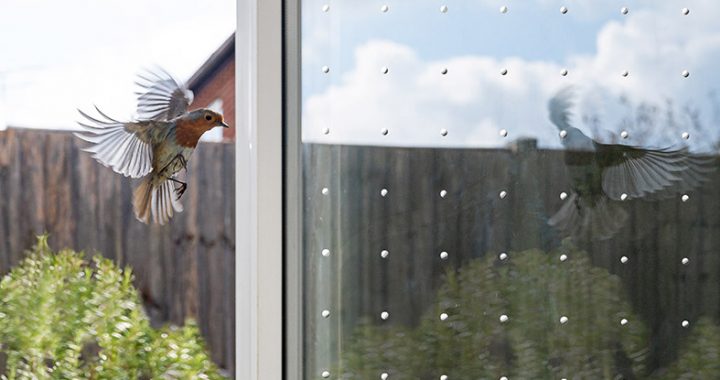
[289,1,720,379]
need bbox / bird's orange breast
[175,119,210,148]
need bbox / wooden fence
[303,142,720,376]
[0,128,235,375]
[4,128,720,377]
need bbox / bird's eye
[205,115,213,121]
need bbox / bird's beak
[219,121,230,128]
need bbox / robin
[547,87,713,239]
[75,68,229,225]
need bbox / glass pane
[301,0,720,378]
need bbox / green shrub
[0,236,222,379]
[342,240,649,379]
[659,317,720,380]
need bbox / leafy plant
[0,236,222,379]
[659,317,720,380]
[342,240,649,379]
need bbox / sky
[301,0,720,151]
[0,0,235,131]
[2,0,717,152]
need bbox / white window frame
[236,0,292,378]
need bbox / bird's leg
[158,154,190,199]
[166,177,187,199]
[176,154,188,169]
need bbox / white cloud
[0,0,235,129]
[303,1,720,151]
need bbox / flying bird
[75,69,229,225]
[547,87,713,240]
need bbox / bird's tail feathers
[132,176,183,225]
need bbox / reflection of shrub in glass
[0,236,221,379]
[660,318,720,379]
[343,240,648,379]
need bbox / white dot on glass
[322,66,330,73]
[621,131,629,139]
[440,313,448,321]
[560,69,568,76]
[440,190,447,198]
[440,128,448,136]
[682,194,690,202]
[622,70,629,77]
[380,188,388,197]
[682,257,690,265]
[322,127,330,135]
[620,193,628,201]
[440,251,449,260]
[322,249,330,257]
[499,190,507,199]
[380,250,389,259]
[621,318,628,325]
[560,6,568,14]
[500,6,508,14]
[381,5,389,12]
[682,132,690,139]
[381,66,389,74]
[560,316,569,324]
[381,128,389,136]
[440,376,448,380]
[500,68,508,76]
[322,187,329,195]
[682,8,690,15]
[500,377,509,380]
[381,311,390,320]
[322,4,329,12]
[560,192,568,200]
[499,129,508,137]
[682,70,690,78]
[441,68,448,75]
[499,252,508,261]
[560,254,568,262]
[621,7,629,15]
[682,320,690,328]
[381,373,389,380]
[440,5,448,13]
[499,314,509,323]
[620,256,629,264]
[559,130,568,139]
[321,310,330,318]
[322,370,330,378]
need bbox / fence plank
[0,128,235,375]
[302,143,720,376]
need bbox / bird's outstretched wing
[135,68,194,121]
[596,143,715,201]
[548,86,575,131]
[74,107,156,178]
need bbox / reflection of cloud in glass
[303,1,720,149]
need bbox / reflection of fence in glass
[0,128,235,374]
[304,143,720,378]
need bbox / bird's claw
[174,183,187,199]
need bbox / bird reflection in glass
[547,87,714,240]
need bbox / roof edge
[186,33,235,90]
